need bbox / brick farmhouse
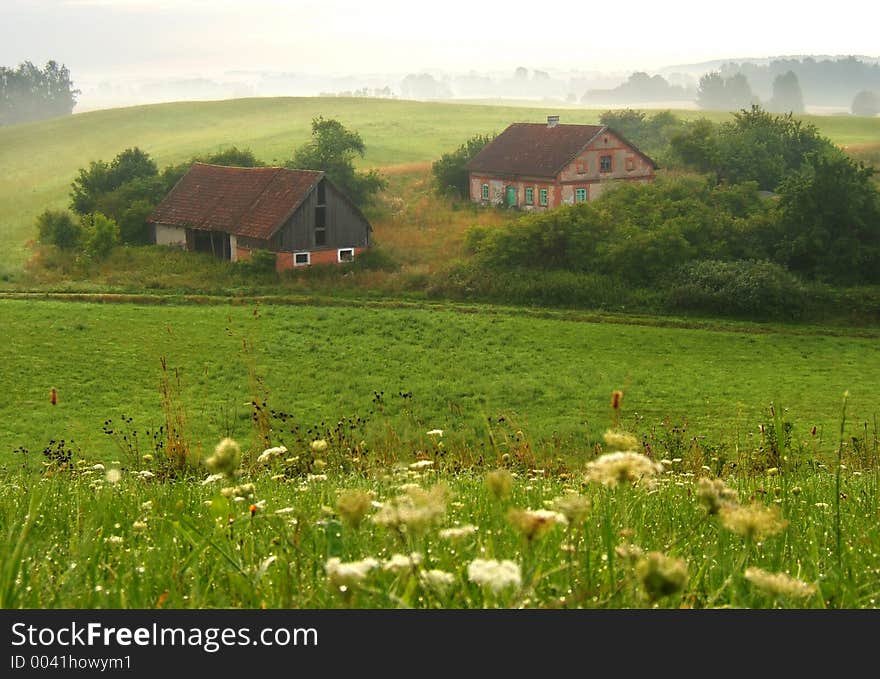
[466,116,656,210]
[148,163,372,270]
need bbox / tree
[851,90,879,117]
[82,213,120,260]
[599,109,684,158]
[696,72,727,110]
[776,151,880,283]
[70,147,158,216]
[36,210,82,250]
[672,106,832,191]
[288,117,386,207]
[0,60,79,125]
[768,71,804,113]
[696,71,755,111]
[432,133,496,198]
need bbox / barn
[148,163,372,270]
[466,116,656,210]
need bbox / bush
[349,246,400,272]
[669,259,807,319]
[240,249,277,275]
[36,209,82,250]
[82,212,120,260]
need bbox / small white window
[338,248,354,263]
[294,252,310,266]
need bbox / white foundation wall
[154,224,187,247]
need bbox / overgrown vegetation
[431,133,496,197]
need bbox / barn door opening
[505,185,517,208]
[192,230,231,260]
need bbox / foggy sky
[3,0,878,80]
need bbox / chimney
[547,115,559,128]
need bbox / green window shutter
[575,188,587,202]
[525,187,534,204]
[481,184,489,200]
[539,188,548,206]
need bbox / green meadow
[2,298,878,467]
[2,96,879,271]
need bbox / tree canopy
[767,71,805,113]
[288,117,385,207]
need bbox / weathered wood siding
[275,179,371,252]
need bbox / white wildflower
[467,559,522,593]
[201,473,225,486]
[136,470,155,480]
[426,429,444,437]
[257,445,288,464]
[420,569,456,592]
[325,557,379,587]
[383,553,423,573]
[439,525,478,540]
[105,468,122,484]
[409,460,435,471]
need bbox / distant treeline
[717,57,880,107]
[0,60,79,126]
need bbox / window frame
[294,251,310,266]
[600,154,613,173]
[481,183,489,200]
[625,156,635,172]
[575,187,587,203]
[338,247,355,263]
[539,188,549,206]
[525,187,534,205]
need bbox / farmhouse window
[315,227,327,246]
[294,252,310,266]
[576,160,587,174]
[525,187,534,204]
[600,155,612,173]
[338,248,354,263]
[575,187,587,202]
[539,188,548,206]
[315,205,326,228]
[625,156,635,171]
[481,183,489,200]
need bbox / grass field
[2,298,878,468]
[2,452,877,608]
[2,96,879,271]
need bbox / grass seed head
[720,502,788,540]
[697,477,739,515]
[744,567,817,601]
[205,438,241,478]
[585,451,662,488]
[603,429,640,452]
[508,507,568,541]
[550,493,591,524]
[635,552,688,602]
[485,469,514,500]
[336,488,374,529]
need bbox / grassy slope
[2,96,879,270]
[2,298,877,465]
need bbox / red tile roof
[148,163,323,240]
[466,123,606,178]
